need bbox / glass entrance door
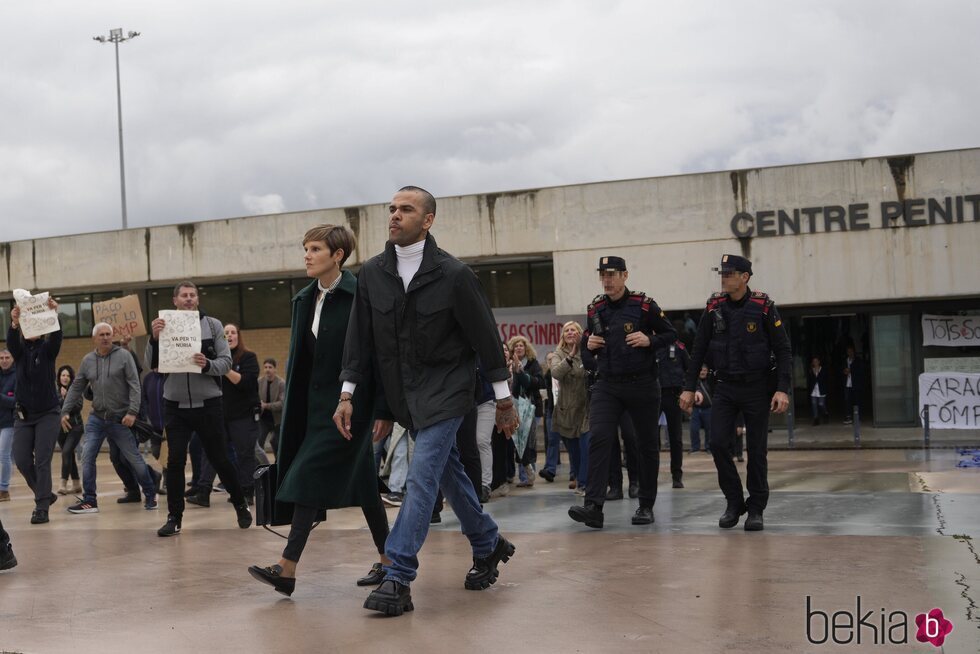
[871,315,916,425]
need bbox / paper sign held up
[12,289,60,339]
[158,310,202,374]
[92,295,147,338]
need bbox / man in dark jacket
[337,186,519,617]
[0,349,16,502]
[842,346,865,424]
[656,339,690,488]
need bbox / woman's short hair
[506,335,537,361]
[302,224,357,267]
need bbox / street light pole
[93,28,140,230]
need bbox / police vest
[590,291,656,377]
[706,291,773,375]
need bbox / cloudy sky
[1,1,978,242]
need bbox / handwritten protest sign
[922,314,980,347]
[93,295,147,338]
[918,372,980,429]
[12,289,60,339]
[158,310,201,374]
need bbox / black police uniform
[685,256,791,527]
[576,274,676,524]
[656,339,690,486]
[607,414,639,498]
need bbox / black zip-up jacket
[7,325,62,415]
[222,350,260,421]
[341,234,509,430]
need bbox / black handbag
[253,464,324,538]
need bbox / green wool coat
[275,271,378,510]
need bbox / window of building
[58,302,79,338]
[528,261,555,306]
[474,263,531,308]
[197,285,241,327]
[145,288,175,324]
[243,280,292,328]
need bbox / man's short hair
[263,358,277,367]
[398,186,436,216]
[92,322,113,337]
[302,224,356,267]
[173,280,198,297]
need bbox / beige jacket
[551,350,590,437]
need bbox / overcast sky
[1,1,978,242]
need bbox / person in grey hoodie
[62,323,157,513]
[145,281,251,537]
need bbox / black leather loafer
[356,562,385,587]
[464,536,516,590]
[364,579,413,616]
[568,502,604,529]
[719,502,747,529]
[744,512,764,531]
[248,564,295,596]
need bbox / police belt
[713,371,767,383]
[597,372,655,384]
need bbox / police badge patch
[746,321,758,333]
[624,322,634,334]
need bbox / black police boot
[744,511,764,531]
[30,509,49,524]
[0,543,16,571]
[719,501,747,529]
[364,579,414,616]
[248,564,295,596]
[464,536,516,590]
[605,487,624,501]
[628,482,639,499]
[568,502,604,529]
[631,505,654,525]
[672,474,684,489]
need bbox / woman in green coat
[248,224,391,597]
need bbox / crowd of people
[1,185,824,616]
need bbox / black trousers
[435,406,482,512]
[608,414,639,490]
[660,386,684,480]
[283,500,390,563]
[164,400,245,517]
[491,427,510,490]
[58,428,82,480]
[586,377,661,508]
[710,379,770,512]
[198,416,259,495]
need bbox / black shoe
[227,495,252,506]
[235,501,252,529]
[744,512,764,531]
[248,564,295,596]
[605,487,624,501]
[538,469,555,483]
[719,502,747,529]
[479,485,491,504]
[568,502,604,529]
[356,562,385,587]
[631,505,654,525]
[157,515,182,537]
[627,483,639,499]
[672,477,684,489]
[186,492,210,508]
[430,511,442,524]
[364,579,414,616]
[30,509,49,524]
[184,485,197,497]
[464,536,516,590]
[0,544,16,570]
[117,491,141,504]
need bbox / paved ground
[1,448,979,653]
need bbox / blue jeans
[0,426,13,491]
[690,407,712,451]
[81,415,156,504]
[542,410,562,475]
[383,415,499,586]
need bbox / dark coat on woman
[276,271,379,510]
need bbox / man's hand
[770,391,790,414]
[587,334,605,351]
[192,353,208,368]
[495,397,519,439]
[60,415,72,432]
[121,414,136,428]
[694,390,704,406]
[10,306,20,329]
[625,332,651,348]
[333,395,354,440]
[372,419,393,443]
[151,318,166,340]
[678,390,695,413]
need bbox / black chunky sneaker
[363,579,413,616]
[464,536,516,590]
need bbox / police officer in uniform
[679,254,791,531]
[569,256,676,529]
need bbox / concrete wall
[3,148,978,316]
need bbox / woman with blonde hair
[506,335,544,487]
[550,321,591,493]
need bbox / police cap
[716,254,752,275]
[597,256,627,272]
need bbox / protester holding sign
[12,290,60,339]
[6,299,62,525]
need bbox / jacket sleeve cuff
[491,381,510,401]
[342,381,357,395]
